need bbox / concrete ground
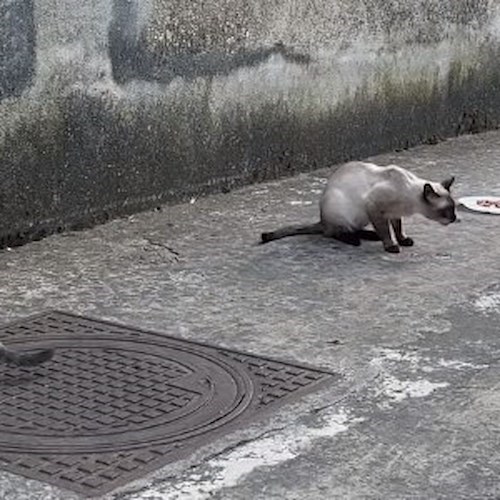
[0,130,500,499]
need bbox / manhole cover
[0,311,336,497]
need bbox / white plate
[458,196,500,215]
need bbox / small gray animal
[0,342,54,367]
[261,161,456,253]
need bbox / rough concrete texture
[1,0,500,247]
[0,130,499,499]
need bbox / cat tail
[260,222,323,244]
[0,342,54,367]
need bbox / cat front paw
[398,237,414,247]
[384,244,400,253]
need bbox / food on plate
[476,199,500,209]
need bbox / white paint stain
[473,292,500,314]
[375,348,422,367]
[136,408,360,500]
[379,375,449,403]
[368,348,488,405]
[436,359,488,370]
[374,348,488,373]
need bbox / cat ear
[423,183,437,200]
[441,176,455,191]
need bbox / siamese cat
[0,342,54,367]
[261,161,456,253]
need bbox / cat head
[421,176,457,225]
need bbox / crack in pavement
[143,238,181,260]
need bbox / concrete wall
[1,0,500,247]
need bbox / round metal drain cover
[0,337,254,454]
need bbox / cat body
[261,161,456,253]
